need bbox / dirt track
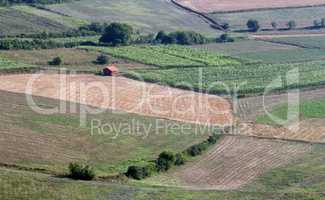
[175,0,325,13]
[0,74,233,126]
[151,136,310,190]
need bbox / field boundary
[209,4,325,14]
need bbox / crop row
[125,61,325,95]
[81,45,239,68]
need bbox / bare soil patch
[0,74,232,126]
[153,136,310,190]
[175,0,325,13]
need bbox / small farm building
[103,65,119,76]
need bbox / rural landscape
[1,0,325,199]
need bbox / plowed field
[148,136,310,190]
[0,74,233,126]
[175,0,325,13]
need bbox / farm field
[192,40,325,63]
[265,35,325,49]
[0,74,233,125]
[0,7,72,36]
[82,45,240,68]
[145,136,311,190]
[0,48,149,72]
[46,0,218,35]
[175,0,325,13]
[0,90,211,176]
[126,61,325,95]
[209,6,325,31]
[256,99,325,124]
[0,55,34,70]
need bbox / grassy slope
[1,143,325,200]
[0,7,72,36]
[0,55,34,70]
[256,99,325,124]
[46,0,218,36]
[0,90,209,176]
[209,6,325,30]
[13,6,88,28]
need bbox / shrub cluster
[0,38,96,50]
[216,34,234,43]
[68,163,95,180]
[155,30,208,45]
[186,134,222,157]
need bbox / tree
[222,23,230,30]
[247,19,260,32]
[99,23,133,46]
[156,151,175,172]
[49,56,62,65]
[155,31,168,43]
[125,166,150,180]
[217,33,234,43]
[287,20,296,30]
[95,54,109,65]
[271,22,278,30]
[68,163,95,180]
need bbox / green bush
[175,153,185,166]
[207,134,222,144]
[125,165,151,180]
[68,163,95,180]
[217,34,234,43]
[95,54,109,65]
[247,19,260,32]
[156,151,176,172]
[49,56,62,65]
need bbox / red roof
[104,65,119,72]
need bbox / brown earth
[238,119,325,143]
[151,136,310,190]
[175,0,325,13]
[0,74,233,126]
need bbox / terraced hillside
[46,0,218,35]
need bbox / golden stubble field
[0,73,233,126]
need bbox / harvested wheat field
[147,136,311,190]
[175,0,325,13]
[0,74,232,126]
[240,119,325,143]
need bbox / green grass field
[256,99,325,124]
[0,55,33,70]
[0,91,209,176]
[209,6,325,31]
[46,0,218,36]
[0,7,72,36]
[81,45,240,68]
[13,6,88,28]
[125,61,325,95]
